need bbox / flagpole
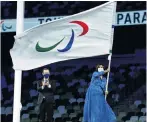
[105,2,117,100]
[13,1,24,122]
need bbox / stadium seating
[21,114,30,122]
[130,116,138,122]
[1,62,146,122]
[134,100,142,107]
[1,1,146,19]
[139,116,146,122]
[141,108,146,115]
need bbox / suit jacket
[37,79,56,105]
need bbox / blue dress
[83,71,116,122]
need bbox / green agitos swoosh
[36,37,65,52]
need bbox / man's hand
[42,81,51,88]
[45,82,51,88]
[42,81,49,86]
[42,81,45,86]
[45,82,49,86]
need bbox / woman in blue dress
[83,64,116,122]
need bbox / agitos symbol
[0,20,12,31]
[36,21,89,52]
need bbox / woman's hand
[105,91,109,95]
[104,68,110,73]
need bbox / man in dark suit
[37,68,56,122]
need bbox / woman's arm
[93,69,110,78]
[93,71,104,78]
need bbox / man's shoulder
[50,80,56,83]
[34,80,42,84]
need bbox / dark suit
[37,79,56,122]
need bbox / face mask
[43,74,50,79]
[98,68,104,72]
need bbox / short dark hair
[96,64,104,70]
[96,64,100,70]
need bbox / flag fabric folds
[10,2,116,70]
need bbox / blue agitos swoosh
[57,29,74,52]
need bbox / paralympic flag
[10,2,116,70]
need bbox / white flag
[10,2,116,70]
